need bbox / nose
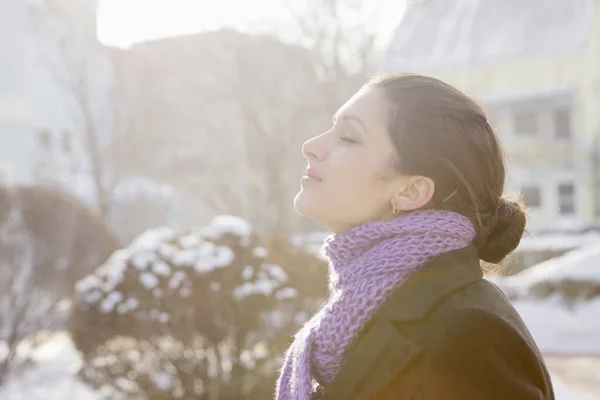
[302,134,328,161]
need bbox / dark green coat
[322,246,554,399]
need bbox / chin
[294,189,332,230]
[294,188,322,218]
[293,188,310,216]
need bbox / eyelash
[340,136,358,144]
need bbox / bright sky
[97,0,406,48]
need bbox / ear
[391,176,435,212]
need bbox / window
[521,186,542,208]
[62,131,71,153]
[554,108,572,139]
[38,129,51,148]
[558,183,576,215]
[513,111,538,135]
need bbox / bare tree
[27,0,118,220]
[210,35,325,235]
[0,184,119,383]
[121,31,328,236]
[281,0,385,113]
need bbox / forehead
[336,86,389,132]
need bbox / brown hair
[368,73,526,264]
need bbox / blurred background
[0,0,599,398]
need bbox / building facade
[0,0,111,207]
[385,0,600,233]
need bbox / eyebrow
[333,114,370,135]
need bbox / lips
[305,167,323,181]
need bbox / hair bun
[478,198,526,264]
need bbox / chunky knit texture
[275,210,476,400]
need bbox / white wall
[0,0,113,209]
[0,0,36,183]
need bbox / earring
[392,205,400,216]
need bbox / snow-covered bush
[490,243,600,307]
[0,184,120,382]
[71,215,328,399]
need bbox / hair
[367,73,526,264]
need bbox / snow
[82,291,103,305]
[516,232,600,252]
[168,271,187,289]
[197,241,216,256]
[552,376,598,400]
[112,176,176,202]
[139,272,159,289]
[215,246,235,266]
[202,215,253,242]
[0,332,594,400]
[99,292,123,313]
[108,249,129,266]
[158,312,170,323]
[264,264,288,283]
[151,260,172,277]
[489,242,600,303]
[113,297,140,314]
[193,258,218,273]
[192,246,235,273]
[233,279,279,299]
[130,227,175,252]
[130,250,156,270]
[507,243,600,286]
[242,265,254,281]
[158,243,178,260]
[62,220,600,398]
[253,246,268,258]
[154,371,173,390]
[178,234,200,249]
[74,275,101,293]
[116,303,129,315]
[509,297,600,355]
[173,249,196,266]
[74,215,262,313]
[125,297,139,310]
[0,334,98,400]
[276,288,298,300]
[488,242,600,354]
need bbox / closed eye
[340,136,358,144]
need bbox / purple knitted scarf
[275,210,476,400]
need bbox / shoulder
[428,305,536,362]
[421,306,553,399]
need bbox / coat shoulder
[414,304,555,399]
[379,282,555,400]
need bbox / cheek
[328,157,392,210]
[330,146,393,190]
[294,147,394,225]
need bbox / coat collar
[374,245,483,322]
[322,246,483,399]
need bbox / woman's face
[294,86,409,233]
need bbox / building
[384,0,600,233]
[0,0,36,184]
[0,0,111,208]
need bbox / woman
[276,74,554,399]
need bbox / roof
[385,0,595,72]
